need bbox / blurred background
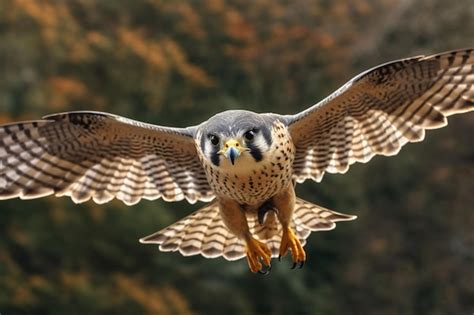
[0,0,473,314]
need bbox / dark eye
[208,134,220,146]
[244,129,256,141]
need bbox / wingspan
[0,111,214,205]
[285,48,474,183]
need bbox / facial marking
[210,149,220,166]
[246,141,263,162]
[198,110,277,167]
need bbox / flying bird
[1,48,473,274]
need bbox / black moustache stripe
[246,142,263,162]
[211,149,220,166]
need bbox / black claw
[257,263,272,275]
[278,255,281,262]
[289,261,305,270]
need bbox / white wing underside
[287,48,474,183]
[0,111,214,205]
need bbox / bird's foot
[245,236,272,274]
[278,227,306,269]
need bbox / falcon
[1,48,473,274]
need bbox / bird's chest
[202,126,295,206]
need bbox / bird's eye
[244,129,256,141]
[208,134,220,146]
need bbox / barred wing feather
[287,48,474,183]
[0,111,214,205]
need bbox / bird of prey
[0,49,473,274]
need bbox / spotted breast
[198,120,295,207]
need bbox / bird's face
[198,110,274,168]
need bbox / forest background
[0,0,473,314]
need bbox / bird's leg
[279,227,306,269]
[257,200,279,225]
[272,184,306,269]
[244,234,273,274]
[218,197,272,274]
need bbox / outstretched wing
[285,48,474,183]
[0,111,214,205]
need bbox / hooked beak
[227,147,239,165]
[219,139,244,165]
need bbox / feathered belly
[208,159,294,206]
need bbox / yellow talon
[245,236,272,273]
[279,227,306,268]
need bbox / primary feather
[0,111,214,205]
[286,48,474,182]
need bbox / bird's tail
[140,202,247,261]
[139,198,356,261]
[253,198,357,257]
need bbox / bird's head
[198,110,275,168]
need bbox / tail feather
[294,198,357,231]
[200,214,226,258]
[140,198,356,261]
[139,202,247,261]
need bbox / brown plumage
[1,48,473,273]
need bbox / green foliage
[0,0,473,314]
